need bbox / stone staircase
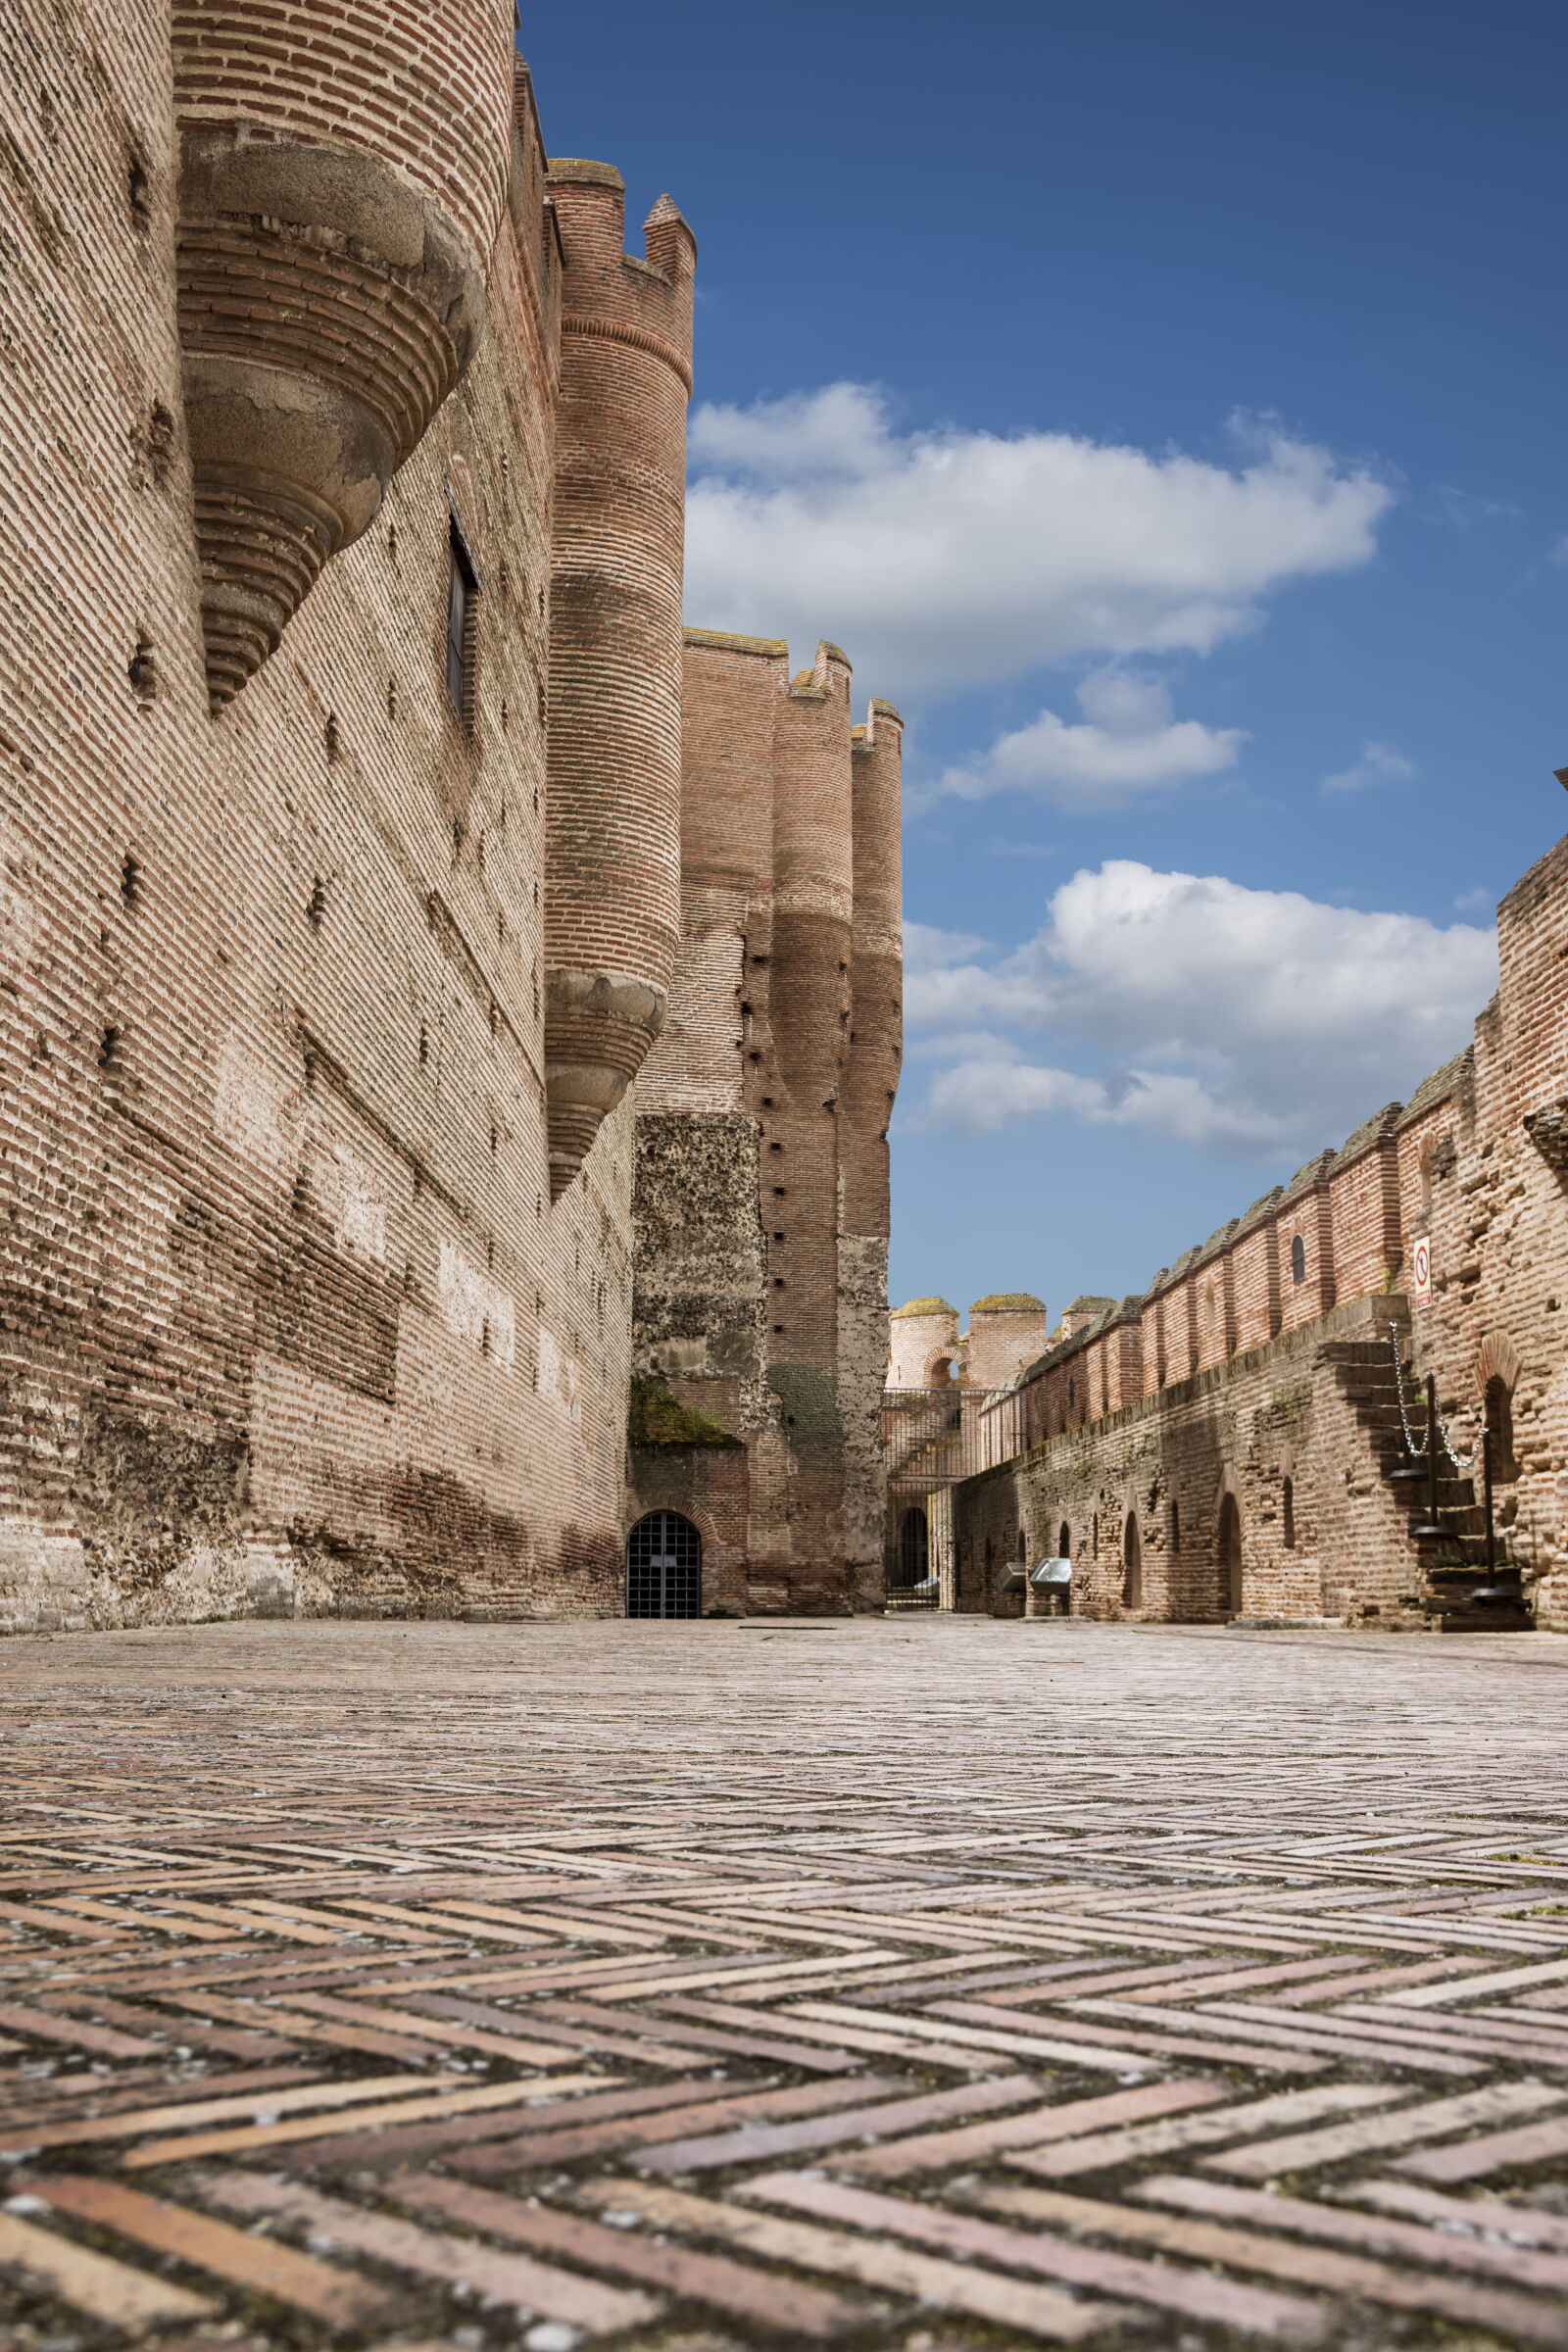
[1323,1319,1532,1632]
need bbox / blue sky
[524,1,1568,1324]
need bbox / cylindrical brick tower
[767,643,856,1596]
[543,162,696,1199]
[840,699,905,1607]
[170,2,515,707]
[888,1298,961,1390]
[841,701,904,1245]
[967,1295,1050,1389]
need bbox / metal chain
[1385,1323,1478,1473]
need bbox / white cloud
[685,384,1392,704]
[1322,739,1416,793]
[1549,533,1568,567]
[906,860,1496,1157]
[904,919,991,973]
[935,667,1246,807]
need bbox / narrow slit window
[1290,1233,1306,1285]
[446,524,477,718]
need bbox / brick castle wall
[944,819,1568,1635]
[0,10,694,1634]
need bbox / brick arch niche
[1475,1329,1522,1482]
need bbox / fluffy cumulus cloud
[685,384,1392,705]
[935,668,1246,808]
[906,861,1497,1158]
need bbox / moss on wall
[628,1375,742,1449]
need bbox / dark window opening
[1290,1234,1306,1285]
[1171,1496,1181,1555]
[1283,1477,1296,1548]
[898,1507,929,1590]
[1486,1375,1518,1481]
[446,524,477,719]
[1058,1521,1070,1559]
[1219,1493,1244,1616]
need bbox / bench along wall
[0,6,696,1632]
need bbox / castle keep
[630,632,904,1617]
[0,1,901,1631]
[900,825,1568,1636]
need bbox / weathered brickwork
[942,819,1568,1635]
[543,160,695,1198]
[0,8,699,1632]
[632,631,904,1614]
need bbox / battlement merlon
[683,626,789,661]
[547,160,696,386]
[788,640,854,704]
[853,698,906,756]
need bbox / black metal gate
[626,1510,702,1618]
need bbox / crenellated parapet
[543,162,697,1198]
[171,1,515,708]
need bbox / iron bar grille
[626,1509,702,1618]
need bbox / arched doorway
[626,1510,702,1618]
[1218,1493,1243,1617]
[898,1506,929,1589]
[1122,1511,1142,1609]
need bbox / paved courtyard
[3,1618,1568,2351]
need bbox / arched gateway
[626,1511,702,1618]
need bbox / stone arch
[1474,1328,1521,1397]
[1475,1329,1522,1482]
[925,1350,956,1387]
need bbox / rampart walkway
[2,1618,1568,2348]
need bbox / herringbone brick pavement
[2,1617,1568,2351]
